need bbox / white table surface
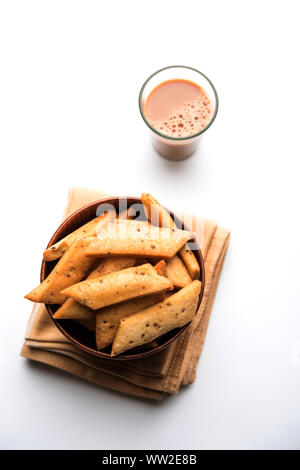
[1,0,300,450]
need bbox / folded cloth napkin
[21,187,230,400]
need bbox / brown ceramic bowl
[41,197,205,360]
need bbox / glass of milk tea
[139,65,218,160]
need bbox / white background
[0,0,300,450]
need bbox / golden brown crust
[61,263,173,310]
[25,238,95,304]
[87,256,137,279]
[54,299,94,320]
[141,193,197,284]
[85,220,192,259]
[53,256,137,320]
[179,246,200,280]
[111,280,202,356]
[165,255,192,288]
[95,293,165,350]
[43,211,115,262]
[153,260,166,276]
[141,193,176,229]
[26,192,202,357]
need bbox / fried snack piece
[153,260,166,276]
[54,298,94,321]
[25,238,95,304]
[141,192,175,229]
[165,255,192,288]
[43,211,115,262]
[111,280,202,356]
[85,220,192,259]
[141,192,200,279]
[95,293,165,350]
[53,256,136,320]
[178,245,200,280]
[61,263,173,310]
[86,256,137,280]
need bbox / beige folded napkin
[21,187,230,400]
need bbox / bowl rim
[41,196,205,360]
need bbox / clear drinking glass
[139,65,219,161]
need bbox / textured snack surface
[165,255,192,288]
[43,211,115,261]
[95,293,165,350]
[54,256,136,320]
[111,280,201,356]
[25,238,95,304]
[179,246,200,280]
[61,263,173,310]
[141,193,200,282]
[85,220,192,259]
